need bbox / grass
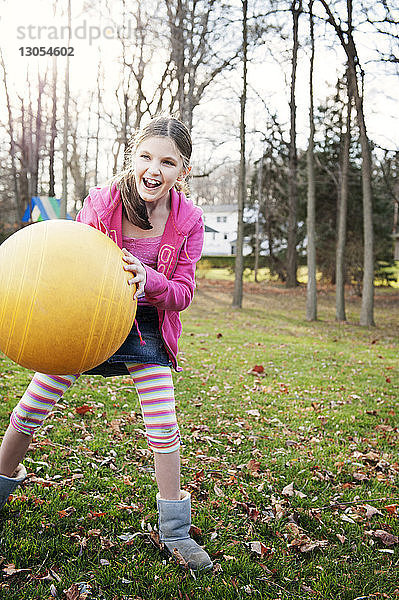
[0,280,398,599]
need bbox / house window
[217,216,227,223]
[224,234,228,240]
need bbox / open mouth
[143,177,162,189]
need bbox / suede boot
[0,464,27,510]
[156,490,213,571]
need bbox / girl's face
[134,136,185,205]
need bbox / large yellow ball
[0,220,136,374]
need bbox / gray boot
[156,490,213,571]
[0,464,27,510]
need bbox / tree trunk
[32,73,46,197]
[233,0,248,308]
[61,0,71,219]
[319,0,375,325]
[286,1,302,288]
[94,61,101,185]
[353,69,375,326]
[0,49,22,220]
[336,74,351,321]
[254,156,263,283]
[306,0,317,320]
[49,57,57,198]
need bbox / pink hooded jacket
[76,184,204,371]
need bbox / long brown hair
[112,116,192,230]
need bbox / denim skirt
[84,305,172,377]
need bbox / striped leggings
[10,363,181,454]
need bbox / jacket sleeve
[143,217,204,311]
[75,195,99,228]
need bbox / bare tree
[0,49,22,220]
[319,0,375,326]
[164,0,240,130]
[61,0,71,219]
[286,0,303,288]
[49,57,58,198]
[233,0,248,309]
[336,72,352,322]
[254,156,263,283]
[306,0,317,320]
[31,72,47,197]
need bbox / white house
[202,204,252,256]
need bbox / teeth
[144,178,161,186]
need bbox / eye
[140,153,150,159]
[163,160,176,166]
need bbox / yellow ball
[0,220,137,374]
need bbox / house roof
[205,224,219,233]
[202,204,238,214]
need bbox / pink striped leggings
[10,363,181,454]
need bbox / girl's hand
[122,248,147,300]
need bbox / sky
[0,0,398,179]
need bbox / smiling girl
[0,116,213,571]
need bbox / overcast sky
[1,0,398,175]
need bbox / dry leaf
[353,472,369,481]
[214,484,224,497]
[172,547,189,568]
[373,530,399,546]
[65,584,80,600]
[341,514,356,524]
[149,530,164,550]
[364,504,382,519]
[75,405,92,415]
[2,563,31,577]
[384,504,398,516]
[246,409,261,417]
[282,482,295,497]
[247,541,272,556]
[246,459,261,477]
[189,524,202,537]
[336,534,346,543]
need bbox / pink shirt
[76,186,205,372]
[122,235,163,304]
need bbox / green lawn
[0,280,398,599]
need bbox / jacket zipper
[158,236,187,368]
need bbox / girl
[0,116,213,571]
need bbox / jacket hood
[87,184,202,237]
[169,188,203,236]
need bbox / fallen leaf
[341,515,356,524]
[373,530,399,546]
[2,563,31,577]
[87,511,106,519]
[149,530,164,550]
[246,409,261,417]
[384,504,398,516]
[353,472,369,481]
[172,547,189,568]
[336,534,346,543]
[295,490,307,499]
[189,524,202,537]
[246,459,261,477]
[64,584,80,600]
[250,365,264,374]
[75,405,92,415]
[364,504,382,519]
[214,484,224,497]
[247,541,272,556]
[282,482,295,497]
